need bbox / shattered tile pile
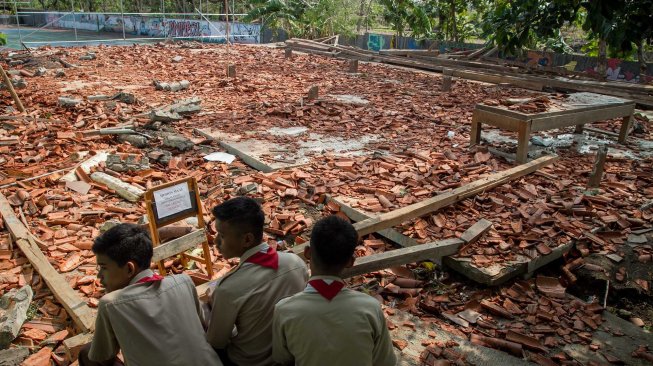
[0,42,651,365]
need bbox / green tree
[482,0,580,55]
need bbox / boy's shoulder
[278,251,308,268]
[276,288,380,312]
[99,273,194,308]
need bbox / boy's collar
[238,243,269,264]
[308,275,344,282]
[129,269,155,285]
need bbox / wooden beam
[353,155,558,237]
[460,219,493,244]
[0,64,26,113]
[63,332,94,361]
[151,229,208,263]
[0,193,95,332]
[341,238,463,278]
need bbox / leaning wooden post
[588,146,608,188]
[0,64,26,113]
[442,68,453,92]
[226,64,236,78]
[307,85,319,100]
[348,59,358,73]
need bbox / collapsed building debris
[0,42,650,365]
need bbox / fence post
[70,0,78,41]
[161,0,166,38]
[120,0,126,40]
[13,0,22,44]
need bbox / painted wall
[343,33,652,82]
[512,50,653,83]
[37,13,260,43]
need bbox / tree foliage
[243,0,359,38]
[483,0,653,58]
[482,0,580,54]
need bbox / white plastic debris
[203,152,236,164]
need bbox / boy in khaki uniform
[79,224,221,366]
[272,216,397,366]
[206,197,308,366]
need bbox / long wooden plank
[341,238,463,278]
[0,193,95,332]
[353,155,558,237]
[530,104,634,132]
[151,229,207,262]
[473,109,525,132]
[332,197,421,247]
[0,64,26,112]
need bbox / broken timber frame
[353,155,558,237]
[285,38,653,107]
[0,193,95,332]
[341,219,493,278]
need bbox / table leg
[470,113,482,146]
[618,114,632,143]
[516,122,532,164]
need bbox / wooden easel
[145,177,214,279]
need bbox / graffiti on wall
[524,51,651,83]
[367,34,385,51]
[44,13,260,43]
[526,51,552,67]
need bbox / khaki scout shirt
[272,275,397,366]
[206,243,308,366]
[88,270,222,366]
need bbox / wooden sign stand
[145,177,214,279]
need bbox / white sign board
[153,182,193,219]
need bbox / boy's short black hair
[92,223,153,270]
[310,215,358,270]
[212,197,265,243]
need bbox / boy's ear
[126,261,138,277]
[344,255,355,268]
[303,245,311,260]
[243,232,257,248]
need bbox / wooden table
[469,93,635,164]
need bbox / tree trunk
[449,0,457,42]
[597,38,607,80]
[636,39,648,84]
[438,10,445,39]
[356,0,366,33]
[364,0,373,31]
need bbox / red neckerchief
[308,279,344,301]
[135,273,164,284]
[245,246,279,270]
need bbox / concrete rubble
[0,286,33,349]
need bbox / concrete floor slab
[196,127,379,172]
